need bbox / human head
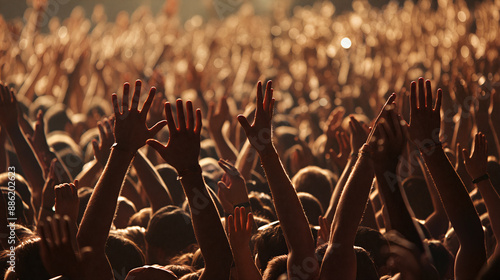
[145,206,197,265]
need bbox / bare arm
[408,78,486,279]
[228,207,262,280]
[77,81,166,277]
[0,83,45,211]
[463,132,500,257]
[324,116,369,224]
[238,81,319,279]
[133,150,173,214]
[319,147,374,280]
[208,96,238,162]
[148,99,232,279]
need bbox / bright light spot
[319,98,328,107]
[458,11,466,22]
[341,37,352,49]
[58,26,68,39]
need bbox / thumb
[91,139,99,155]
[237,115,252,136]
[146,139,165,153]
[148,120,168,137]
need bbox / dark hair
[1,238,50,280]
[262,255,287,280]
[156,164,185,206]
[111,226,146,255]
[106,233,145,279]
[128,207,152,228]
[297,192,323,225]
[252,223,288,272]
[114,196,137,229]
[1,188,29,226]
[0,173,31,209]
[44,104,72,133]
[354,246,379,280]
[426,239,454,280]
[179,269,202,280]
[291,166,333,210]
[145,206,196,263]
[249,192,277,222]
[354,226,390,273]
[164,264,195,278]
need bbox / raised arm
[207,96,238,162]
[27,110,72,183]
[147,100,232,280]
[77,80,166,278]
[407,78,486,279]
[133,150,173,214]
[0,83,45,211]
[463,132,500,257]
[319,143,374,280]
[227,207,261,280]
[237,81,319,280]
[324,116,369,224]
[372,107,428,254]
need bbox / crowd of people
[0,0,499,279]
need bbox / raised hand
[38,159,58,223]
[91,117,115,166]
[462,133,487,180]
[327,131,349,170]
[227,207,254,249]
[38,215,86,279]
[349,116,370,155]
[208,96,230,133]
[146,90,166,127]
[207,96,237,162]
[227,207,261,280]
[217,159,250,214]
[0,83,19,129]
[112,80,167,153]
[27,110,51,171]
[407,78,442,149]
[237,81,275,155]
[370,105,406,164]
[55,180,80,223]
[147,99,202,172]
[324,107,346,139]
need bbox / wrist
[258,145,277,160]
[418,141,442,156]
[111,143,137,157]
[176,164,202,180]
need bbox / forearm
[209,129,238,162]
[320,154,374,280]
[133,151,173,214]
[259,148,316,256]
[418,157,449,238]
[330,154,374,248]
[77,148,135,249]
[476,179,500,245]
[234,246,262,280]
[235,140,257,181]
[325,156,357,224]
[75,160,102,188]
[422,147,484,247]
[375,167,426,253]
[6,125,45,207]
[180,170,233,271]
